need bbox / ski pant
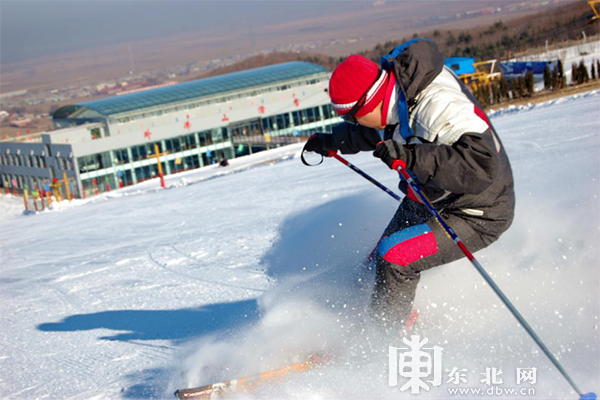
[368,198,503,332]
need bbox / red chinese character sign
[258,106,265,115]
[144,129,152,140]
[222,114,229,122]
[293,98,300,107]
[184,120,191,130]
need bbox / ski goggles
[340,69,383,125]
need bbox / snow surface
[0,91,599,399]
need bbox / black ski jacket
[329,40,515,240]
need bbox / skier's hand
[304,133,336,156]
[373,139,411,170]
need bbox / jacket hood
[385,39,445,101]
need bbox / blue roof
[445,57,476,75]
[56,61,329,118]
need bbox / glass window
[81,178,95,197]
[292,111,302,126]
[131,145,147,161]
[78,156,87,173]
[90,127,101,140]
[315,106,324,121]
[261,117,272,132]
[124,170,133,186]
[212,129,223,143]
[173,137,182,152]
[181,134,196,150]
[78,155,99,173]
[146,142,162,156]
[306,108,316,123]
[275,115,285,130]
[98,152,112,169]
[199,131,211,146]
[113,149,129,164]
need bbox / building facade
[0,62,339,198]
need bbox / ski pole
[327,151,403,202]
[327,151,595,400]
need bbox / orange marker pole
[146,144,168,189]
[36,183,45,210]
[23,189,29,212]
[39,191,45,210]
[31,189,39,212]
[63,172,71,201]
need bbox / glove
[373,139,410,170]
[304,133,336,156]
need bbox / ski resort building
[0,62,338,198]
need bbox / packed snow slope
[0,91,598,399]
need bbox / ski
[174,353,328,399]
[174,311,420,399]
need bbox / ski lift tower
[589,0,600,24]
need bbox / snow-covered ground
[0,91,598,399]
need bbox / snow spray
[320,150,596,400]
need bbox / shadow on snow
[37,299,259,342]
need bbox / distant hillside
[194,0,598,79]
[360,0,598,62]
[190,52,339,79]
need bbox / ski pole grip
[392,159,407,172]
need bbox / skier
[304,38,515,333]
